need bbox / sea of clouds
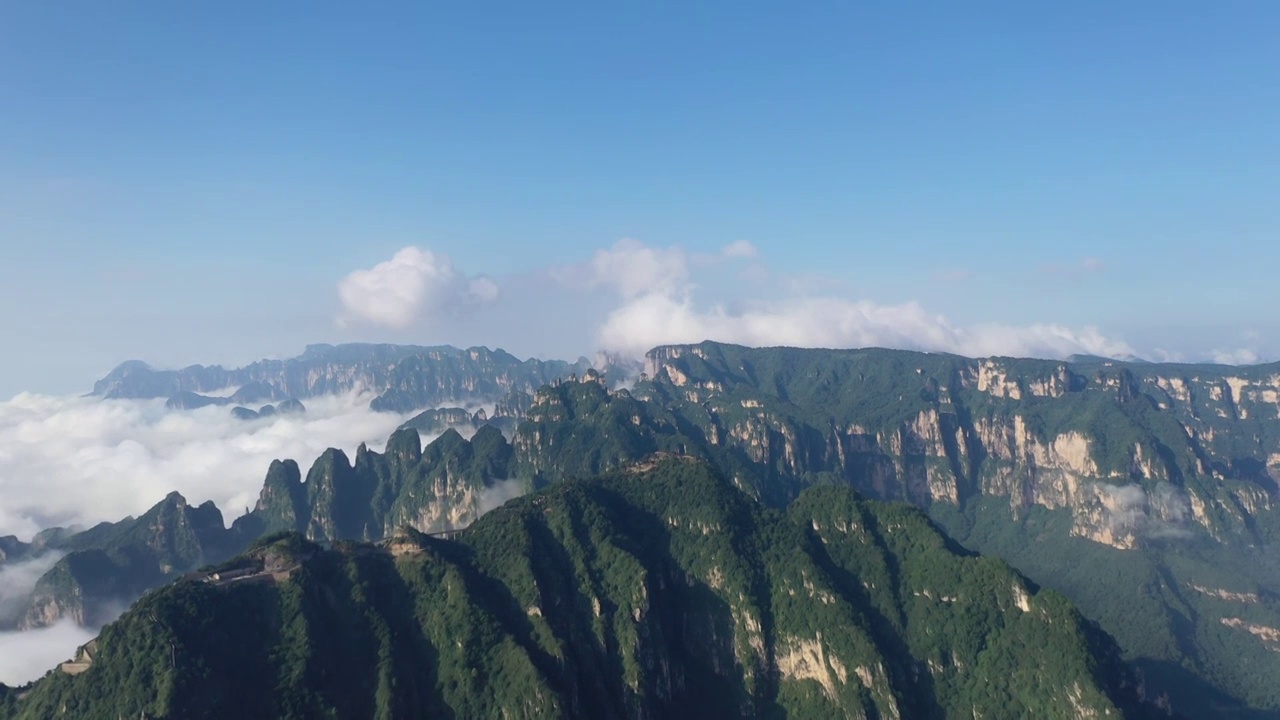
[0,390,417,541]
[0,621,95,686]
[0,388,533,686]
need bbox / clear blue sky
[2,2,1278,396]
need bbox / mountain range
[1,458,1164,719]
[92,342,630,414]
[5,340,1280,717]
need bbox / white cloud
[585,238,690,299]
[719,240,758,259]
[555,238,1133,361]
[0,391,415,540]
[0,553,97,686]
[337,247,497,328]
[554,238,765,301]
[0,621,95,686]
[467,276,500,304]
[595,283,1134,361]
[1096,482,1192,540]
[334,238,1143,369]
[1211,348,1260,365]
[0,554,64,625]
[476,479,526,518]
[957,322,1134,360]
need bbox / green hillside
[2,459,1158,720]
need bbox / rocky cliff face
[15,426,526,630]
[396,394,524,438]
[0,537,32,566]
[20,340,1271,717]
[245,425,517,542]
[366,348,593,412]
[530,344,1280,716]
[15,493,243,630]
[635,343,1280,551]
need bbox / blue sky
[2,2,1278,396]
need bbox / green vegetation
[243,425,517,541]
[511,343,1280,716]
[2,460,1160,719]
[934,497,1280,719]
[19,492,242,628]
[14,426,524,629]
[30,341,1280,717]
[368,346,595,413]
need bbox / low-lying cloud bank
[0,397,513,687]
[0,477,527,688]
[476,478,526,518]
[0,621,95,686]
[0,553,63,625]
[1098,481,1194,541]
[0,391,415,540]
[0,554,94,687]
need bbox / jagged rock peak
[385,427,423,465]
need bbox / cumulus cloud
[0,621,95,686]
[337,247,497,328]
[0,391,416,540]
[554,238,763,301]
[585,238,691,299]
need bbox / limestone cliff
[16,492,237,630]
[631,343,1280,550]
[245,425,518,542]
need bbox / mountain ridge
[0,458,1169,719]
[91,343,617,415]
[19,339,1280,716]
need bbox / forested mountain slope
[1,459,1161,720]
[507,342,1280,717]
[22,340,1280,716]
